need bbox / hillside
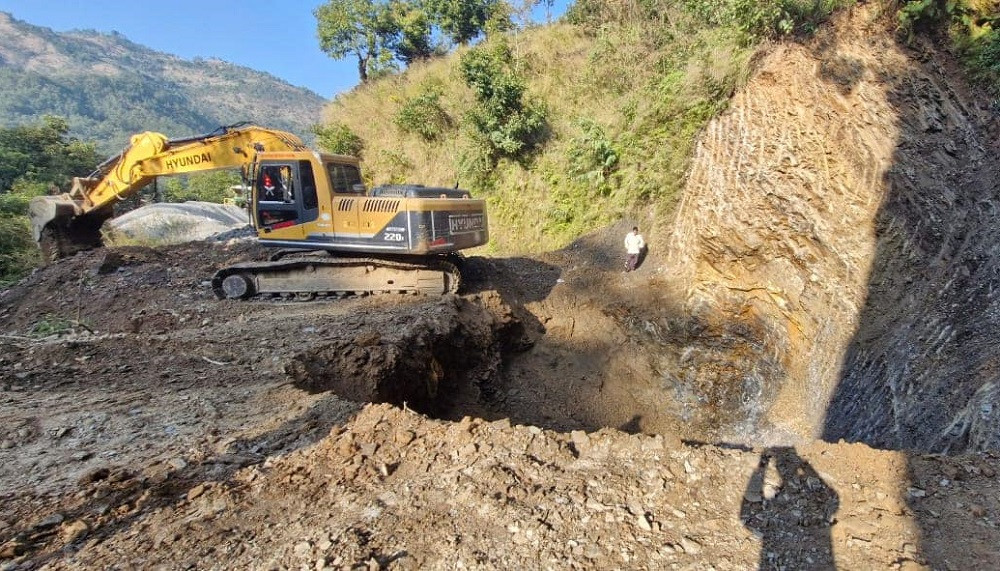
[320,0,997,258]
[0,12,325,153]
[320,10,756,253]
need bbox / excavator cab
[252,159,320,238]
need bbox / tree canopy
[315,0,516,82]
[0,115,100,194]
[315,0,400,83]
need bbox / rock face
[660,8,1000,452]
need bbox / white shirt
[625,232,645,255]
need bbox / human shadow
[740,447,839,570]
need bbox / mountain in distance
[0,12,327,154]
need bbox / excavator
[28,123,489,299]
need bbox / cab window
[326,163,363,194]
[300,160,318,209]
[259,164,295,203]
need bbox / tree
[162,171,242,204]
[425,0,509,45]
[392,1,435,64]
[315,0,400,83]
[0,115,100,193]
[0,116,101,284]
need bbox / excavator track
[211,254,461,300]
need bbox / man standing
[624,226,645,272]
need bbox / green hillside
[0,12,326,153]
[318,0,999,255]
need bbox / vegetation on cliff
[317,0,997,254]
[317,0,853,253]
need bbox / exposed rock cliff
[662,6,1000,452]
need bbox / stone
[0,539,27,559]
[35,513,65,529]
[636,514,652,532]
[394,431,415,446]
[60,519,90,543]
[763,482,781,500]
[679,537,702,555]
[187,484,207,501]
[78,467,111,485]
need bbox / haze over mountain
[0,12,325,153]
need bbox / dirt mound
[287,293,525,414]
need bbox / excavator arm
[28,123,306,261]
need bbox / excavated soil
[3,6,1000,570]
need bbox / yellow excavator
[28,123,489,299]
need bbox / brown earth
[3,5,1000,570]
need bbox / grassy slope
[322,18,755,255]
[319,0,998,256]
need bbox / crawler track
[211,255,461,300]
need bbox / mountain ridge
[0,11,326,152]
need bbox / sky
[0,0,569,99]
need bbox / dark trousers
[626,253,638,271]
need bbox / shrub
[682,0,851,41]
[459,41,549,162]
[456,133,497,187]
[896,0,1000,97]
[566,119,620,193]
[313,122,365,156]
[395,83,452,140]
[0,215,39,286]
[971,29,1000,95]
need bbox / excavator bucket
[28,195,111,263]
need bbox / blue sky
[0,0,569,99]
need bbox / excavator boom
[29,124,306,260]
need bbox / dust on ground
[2,234,998,570]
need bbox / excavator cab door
[326,162,365,238]
[254,160,319,239]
